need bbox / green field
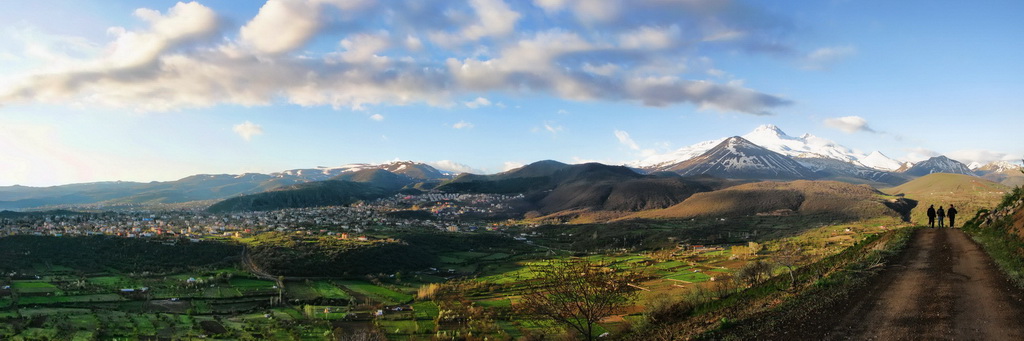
[337,281,412,304]
[311,281,351,299]
[12,281,60,294]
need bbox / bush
[736,260,773,286]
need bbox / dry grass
[882,173,1010,225]
[625,180,901,221]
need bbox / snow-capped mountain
[973,161,1024,187]
[633,124,901,172]
[859,151,903,171]
[741,125,859,162]
[973,160,1023,174]
[902,156,974,176]
[630,138,726,170]
[664,136,818,180]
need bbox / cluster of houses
[0,193,525,240]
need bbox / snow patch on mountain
[859,151,903,171]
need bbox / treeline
[0,235,242,274]
[246,232,527,277]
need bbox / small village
[0,193,526,240]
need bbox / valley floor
[774,228,1024,340]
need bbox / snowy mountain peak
[859,151,903,171]
[632,125,905,173]
[745,124,791,140]
[664,136,818,180]
[975,160,1023,173]
[903,155,974,176]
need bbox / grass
[229,278,276,288]
[475,298,512,308]
[412,301,439,319]
[379,320,427,334]
[337,281,412,304]
[11,281,59,293]
[285,282,321,300]
[87,276,129,287]
[311,281,351,299]
[962,186,1024,288]
[620,226,914,339]
[666,271,712,283]
[18,294,124,304]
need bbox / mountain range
[0,125,1019,212]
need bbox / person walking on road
[948,205,958,228]
[927,205,937,228]
[937,206,946,228]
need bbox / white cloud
[453,120,474,129]
[369,113,384,121]
[233,121,264,141]
[339,31,391,63]
[803,45,857,70]
[0,0,795,115]
[947,149,1016,165]
[428,160,483,174]
[619,25,681,50]
[463,97,491,108]
[614,130,640,150]
[430,0,521,45]
[903,147,940,163]
[240,0,323,55]
[543,121,563,135]
[502,161,525,171]
[824,116,875,133]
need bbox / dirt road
[818,228,1024,340]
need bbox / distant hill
[662,137,819,180]
[206,180,388,213]
[436,161,738,221]
[436,160,573,194]
[331,169,416,189]
[628,180,912,222]
[0,161,449,210]
[882,173,1010,225]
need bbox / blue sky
[0,0,1021,186]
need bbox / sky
[0,0,1022,186]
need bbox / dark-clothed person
[937,206,946,228]
[948,205,958,228]
[927,205,937,228]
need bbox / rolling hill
[628,180,913,222]
[882,173,1010,225]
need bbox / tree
[772,242,808,287]
[519,258,643,340]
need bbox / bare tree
[519,258,644,340]
[773,242,808,287]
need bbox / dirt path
[819,228,1024,340]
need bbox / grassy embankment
[962,185,1024,288]
[627,226,916,340]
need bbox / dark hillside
[207,180,388,213]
